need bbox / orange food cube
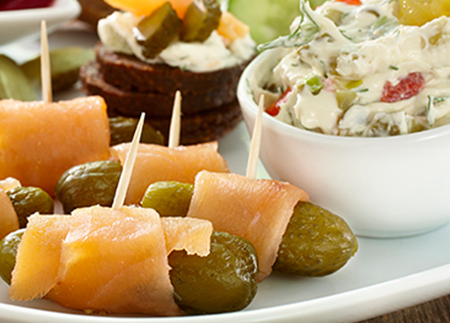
[0,190,19,240]
[9,214,71,301]
[162,216,213,256]
[217,11,250,41]
[0,96,111,195]
[187,171,309,281]
[9,206,213,315]
[110,141,229,205]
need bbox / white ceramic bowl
[0,0,81,46]
[238,48,450,238]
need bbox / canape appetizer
[80,0,256,144]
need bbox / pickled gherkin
[273,201,358,276]
[141,181,193,217]
[169,231,258,314]
[109,116,165,146]
[54,160,122,214]
[336,90,357,112]
[134,2,182,59]
[6,187,54,228]
[0,55,36,101]
[305,75,324,95]
[0,229,24,285]
[20,47,95,92]
[180,0,222,42]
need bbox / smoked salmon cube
[187,171,309,281]
[0,189,19,240]
[9,214,71,301]
[110,141,229,205]
[47,206,182,315]
[0,96,111,195]
[9,206,213,315]
[162,216,213,256]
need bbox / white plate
[0,0,80,46]
[1,29,450,323]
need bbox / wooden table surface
[356,294,450,323]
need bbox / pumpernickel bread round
[79,61,242,144]
[80,61,238,117]
[80,39,254,144]
[144,103,242,145]
[95,43,251,94]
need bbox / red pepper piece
[336,0,362,5]
[265,87,292,117]
[380,72,425,103]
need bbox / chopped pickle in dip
[258,0,450,137]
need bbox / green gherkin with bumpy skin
[54,160,122,214]
[273,202,358,276]
[109,116,165,146]
[0,229,25,285]
[6,187,54,228]
[0,55,36,101]
[169,231,258,314]
[134,2,182,59]
[180,0,222,42]
[141,181,194,217]
[20,47,95,92]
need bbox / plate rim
[1,261,450,323]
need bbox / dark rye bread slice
[79,63,242,145]
[144,102,242,145]
[80,61,238,117]
[95,43,251,94]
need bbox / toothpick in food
[168,91,182,149]
[246,95,265,180]
[112,112,146,209]
[40,20,52,103]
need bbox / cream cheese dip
[258,0,450,137]
[98,11,256,73]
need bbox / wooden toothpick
[168,91,182,148]
[40,20,52,103]
[246,95,265,180]
[112,112,146,210]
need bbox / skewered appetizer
[142,175,358,281]
[80,0,257,144]
[0,96,111,195]
[55,141,230,211]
